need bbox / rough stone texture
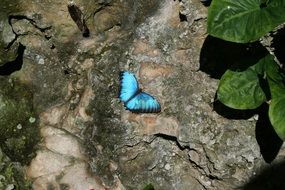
[1,0,285,190]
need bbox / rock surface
[0,0,285,190]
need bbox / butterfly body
[119,71,161,113]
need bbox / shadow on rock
[243,160,285,190]
[0,43,25,75]
[201,35,282,162]
[272,27,285,64]
[214,100,283,163]
[200,0,212,7]
[255,104,283,163]
[213,95,257,120]
[213,101,280,163]
[199,36,268,79]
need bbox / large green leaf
[217,56,269,109]
[269,97,285,140]
[207,0,285,43]
[217,70,266,109]
[265,57,285,99]
[265,56,285,140]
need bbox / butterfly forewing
[119,71,139,102]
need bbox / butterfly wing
[125,92,161,113]
[119,71,139,103]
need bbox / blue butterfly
[119,71,161,113]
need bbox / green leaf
[217,55,270,109]
[217,70,266,109]
[207,0,285,43]
[265,56,285,140]
[269,97,285,140]
[265,58,285,99]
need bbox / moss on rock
[0,77,39,164]
[0,148,32,190]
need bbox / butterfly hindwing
[125,92,161,113]
[119,71,139,103]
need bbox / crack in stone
[154,133,222,186]
[193,175,209,190]
[67,2,90,37]
[114,135,156,152]
[9,15,52,34]
[154,133,191,151]
[6,15,52,50]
